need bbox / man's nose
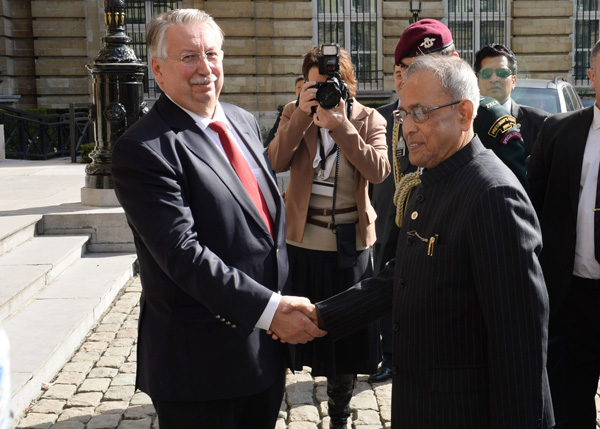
[195,55,212,74]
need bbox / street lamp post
[82,0,147,206]
[409,0,422,23]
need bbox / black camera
[313,44,349,110]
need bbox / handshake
[267,296,327,344]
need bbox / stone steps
[0,213,136,422]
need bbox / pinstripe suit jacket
[317,137,554,428]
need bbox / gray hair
[147,9,224,59]
[406,55,480,119]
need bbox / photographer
[267,45,389,429]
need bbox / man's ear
[151,57,163,86]
[457,99,475,129]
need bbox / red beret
[395,19,454,65]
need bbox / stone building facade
[0,0,595,130]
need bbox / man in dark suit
[474,44,549,158]
[527,40,600,429]
[111,9,325,429]
[287,54,554,428]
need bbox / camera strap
[330,145,341,232]
[317,127,338,172]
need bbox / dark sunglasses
[478,67,513,79]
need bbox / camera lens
[316,82,341,110]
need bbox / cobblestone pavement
[15,276,392,429]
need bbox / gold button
[411,211,418,220]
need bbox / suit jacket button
[417,194,424,202]
[393,323,400,331]
[398,279,405,288]
[391,367,398,375]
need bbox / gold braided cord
[393,171,421,228]
[391,120,402,189]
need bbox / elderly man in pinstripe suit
[285,54,554,429]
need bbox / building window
[446,0,509,65]
[313,0,383,91]
[124,0,182,99]
[574,0,599,86]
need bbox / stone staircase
[0,210,136,422]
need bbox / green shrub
[80,142,95,163]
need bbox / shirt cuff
[255,292,281,331]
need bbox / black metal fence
[1,104,92,161]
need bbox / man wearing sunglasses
[394,19,529,192]
[475,44,549,158]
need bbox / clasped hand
[267,295,326,344]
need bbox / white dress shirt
[574,103,600,279]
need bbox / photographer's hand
[298,80,319,115]
[313,98,346,131]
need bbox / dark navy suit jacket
[112,94,289,402]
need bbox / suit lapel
[156,95,276,242]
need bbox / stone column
[81,0,147,207]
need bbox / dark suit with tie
[316,137,554,428]
[111,94,289,422]
[528,105,599,428]
[510,100,549,158]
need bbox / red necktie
[208,121,274,235]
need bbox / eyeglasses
[396,100,461,123]
[478,67,513,79]
[166,51,222,67]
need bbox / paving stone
[52,421,86,429]
[88,332,117,342]
[97,355,127,368]
[89,367,119,378]
[43,384,78,400]
[110,338,135,348]
[67,392,103,408]
[104,347,132,358]
[30,398,66,414]
[71,351,102,362]
[119,363,137,374]
[355,409,383,426]
[123,404,155,419]
[288,404,320,423]
[62,361,94,374]
[116,329,137,339]
[117,418,153,429]
[56,407,94,423]
[129,392,152,406]
[95,401,128,415]
[286,390,315,406]
[79,378,111,392]
[82,341,110,353]
[103,385,136,401]
[287,422,319,429]
[53,372,87,385]
[15,412,57,428]
[111,374,136,386]
[87,414,122,429]
[102,312,128,325]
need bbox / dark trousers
[553,276,600,429]
[378,312,393,369]
[153,368,285,429]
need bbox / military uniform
[475,96,528,191]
